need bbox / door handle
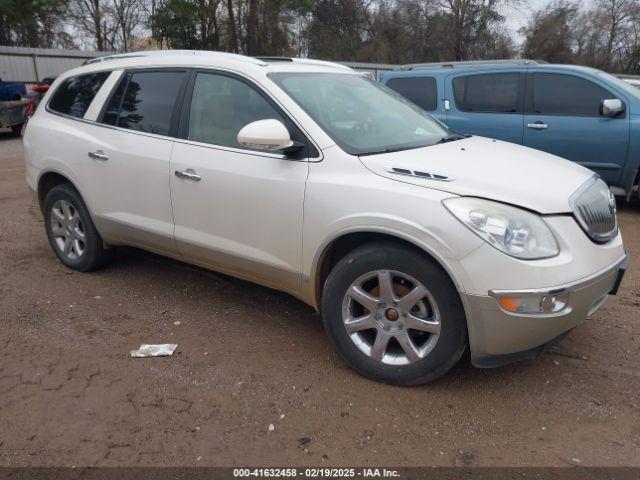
[88,150,108,161]
[527,122,549,130]
[174,169,202,182]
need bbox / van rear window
[453,73,519,113]
[48,72,110,118]
[386,77,437,111]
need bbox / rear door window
[453,73,520,113]
[530,73,615,116]
[101,70,186,136]
[386,76,437,111]
[48,71,110,118]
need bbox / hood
[358,136,594,214]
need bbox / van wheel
[43,184,112,272]
[321,242,467,386]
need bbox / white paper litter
[130,344,178,358]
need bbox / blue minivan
[380,60,640,198]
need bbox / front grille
[570,176,618,243]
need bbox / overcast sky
[502,1,554,43]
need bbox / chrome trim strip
[569,174,618,244]
[488,253,628,298]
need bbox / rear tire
[11,123,23,137]
[43,184,112,272]
[321,242,467,386]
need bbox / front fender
[302,212,484,310]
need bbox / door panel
[523,72,630,185]
[78,123,176,252]
[170,143,307,293]
[445,71,524,144]
[522,115,628,184]
[77,68,188,253]
[169,71,308,293]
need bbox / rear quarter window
[386,76,437,111]
[48,71,110,118]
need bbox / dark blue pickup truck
[0,78,26,101]
[0,78,29,136]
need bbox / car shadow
[0,129,20,141]
[107,246,550,390]
[617,195,639,212]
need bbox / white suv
[24,51,627,385]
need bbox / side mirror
[237,119,294,151]
[599,98,625,117]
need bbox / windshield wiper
[435,134,467,144]
[358,145,423,156]
[358,134,470,156]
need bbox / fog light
[497,293,569,314]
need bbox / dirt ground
[1,133,639,468]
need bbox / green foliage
[151,0,203,49]
[2,0,640,74]
[521,2,578,63]
[0,0,69,47]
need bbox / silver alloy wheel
[341,270,441,365]
[50,199,86,260]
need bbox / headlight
[443,197,559,260]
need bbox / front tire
[43,184,112,271]
[321,242,467,386]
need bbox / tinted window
[188,73,286,149]
[101,76,127,126]
[105,71,185,135]
[453,73,519,113]
[532,73,614,116]
[48,72,110,118]
[386,77,437,111]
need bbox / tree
[597,0,638,69]
[438,0,512,61]
[0,0,70,48]
[69,0,117,50]
[151,0,206,49]
[112,0,146,51]
[521,1,578,63]
[306,0,369,60]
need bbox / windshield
[269,73,454,155]
[595,71,640,100]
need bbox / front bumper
[466,253,628,366]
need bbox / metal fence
[0,46,109,84]
[0,46,398,84]
[340,61,397,79]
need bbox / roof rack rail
[83,50,267,66]
[400,59,547,70]
[254,56,293,62]
[255,56,352,71]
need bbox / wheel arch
[311,228,466,312]
[37,170,82,212]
